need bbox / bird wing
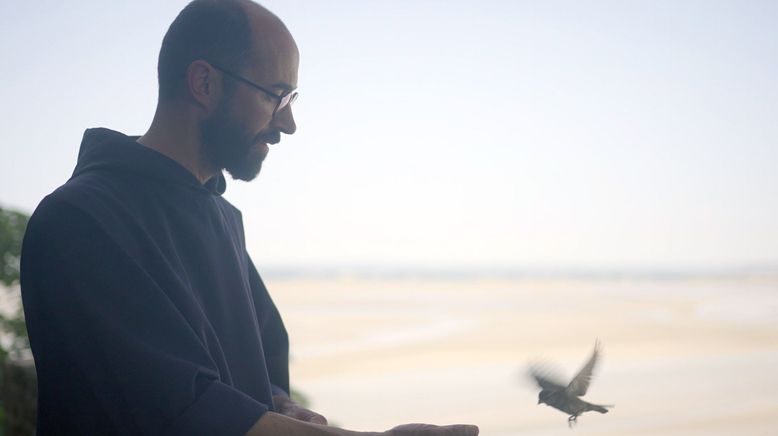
[529,365,566,391]
[566,340,600,397]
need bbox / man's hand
[245,411,479,436]
[273,394,328,425]
[386,423,479,436]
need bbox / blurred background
[1,1,777,434]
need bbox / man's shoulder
[22,193,96,267]
[26,189,96,238]
[26,171,140,244]
[30,174,115,227]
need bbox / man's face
[200,86,277,182]
[200,15,299,182]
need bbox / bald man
[20,1,477,435]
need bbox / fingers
[305,411,328,425]
[291,407,328,425]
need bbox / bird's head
[538,390,550,405]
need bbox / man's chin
[225,162,262,181]
[225,144,267,181]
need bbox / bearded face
[200,91,273,182]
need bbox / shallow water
[270,276,778,435]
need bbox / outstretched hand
[387,423,479,436]
[273,394,328,425]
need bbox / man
[20,1,478,435]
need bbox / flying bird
[530,340,612,427]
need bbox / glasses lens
[288,92,298,107]
[275,92,298,114]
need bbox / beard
[200,96,275,182]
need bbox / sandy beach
[268,275,778,435]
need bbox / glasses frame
[209,62,297,116]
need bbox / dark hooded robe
[21,128,289,435]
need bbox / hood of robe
[72,127,227,195]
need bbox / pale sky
[1,1,776,272]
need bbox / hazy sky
[1,1,776,271]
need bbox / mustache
[255,131,281,145]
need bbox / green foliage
[1,205,30,435]
[0,310,28,357]
[0,207,28,288]
[0,205,30,357]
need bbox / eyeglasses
[209,62,298,116]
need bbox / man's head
[157,0,298,181]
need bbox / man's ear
[186,60,221,114]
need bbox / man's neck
[137,105,217,185]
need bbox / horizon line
[258,263,778,280]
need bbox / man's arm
[246,412,479,436]
[247,259,330,424]
[248,260,291,394]
[243,243,477,436]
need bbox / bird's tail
[591,404,614,414]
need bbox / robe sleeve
[21,196,267,435]
[247,260,290,396]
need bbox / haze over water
[272,273,778,435]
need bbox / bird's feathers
[530,368,566,392]
[528,340,602,398]
[565,339,600,397]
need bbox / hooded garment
[21,128,289,435]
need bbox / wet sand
[269,276,778,435]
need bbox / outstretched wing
[566,340,601,397]
[529,364,566,391]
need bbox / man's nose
[272,106,296,135]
